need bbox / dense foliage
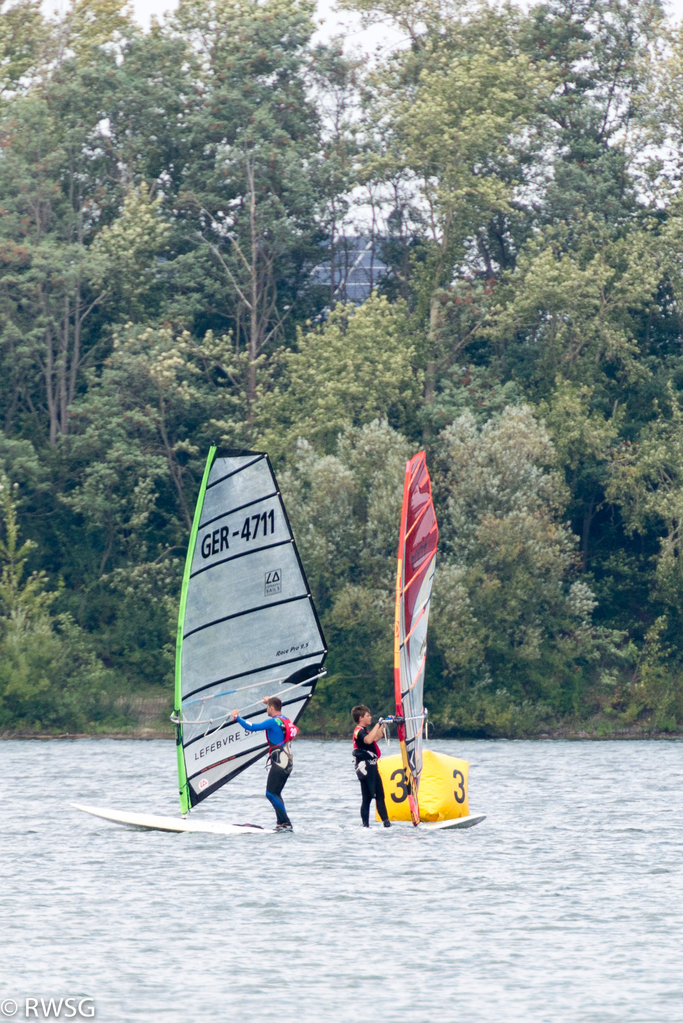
[3,0,683,736]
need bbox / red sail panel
[394,451,438,826]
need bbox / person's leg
[266,762,291,825]
[374,769,390,824]
[359,775,372,827]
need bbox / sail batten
[183,594,310,640]
[394,451,438,827]
[199,494,279,531]
[174,447,326,812]
[205,455,265,490]
[189,539,291,580]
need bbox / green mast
[174,446,216,814]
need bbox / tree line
[2,0,683,737]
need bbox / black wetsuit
[353,726,389,827]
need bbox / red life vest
[269,715,298,750]
[353,724,381,760]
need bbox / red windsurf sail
[394,452,438,826]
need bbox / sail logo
[265,569,282,596]
[195,731,243,761]
[276,640,310,657]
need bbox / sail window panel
[190,495,289,577]
[185,543,304,636]
[400,560,436,762]
[200,458,273,528]
[189,750,265,799]
[186,724,269,777]
[206,453,261,488]
[404,503,437,622]
[186,694,310,799]
[181,600,322,699]
[405,569,434,682]
[180,656,322,744]
[185,692,311,775]
[407,472,432,518]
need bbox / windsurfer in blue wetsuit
[231,696,297,832]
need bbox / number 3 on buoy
[378,751,471,822]
[389,768,410,803]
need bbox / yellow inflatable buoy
[376,749,470,823]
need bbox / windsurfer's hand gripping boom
[230,696,271,722]
[362,718,387,744]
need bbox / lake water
[1,738,681,1022]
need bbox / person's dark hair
[352,704,370,724]
[267,696,283,712]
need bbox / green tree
[430,405,625,732]
[0,474,115,731]
[257,292,420,456]
[488,217,662,398]
[0,0,48,95]
[164,0,332,412]
[539,377,621,569]
[353,0,550,397]
[521,0,663,226]
[0,0,682,737]
[93,182,171,322]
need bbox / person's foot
[383,820,392,828]
[274,822,293,832]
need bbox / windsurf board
[422,814,487,831]
[72,803,266,835]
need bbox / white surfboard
[422,813,486,831]
[71,803,267,835]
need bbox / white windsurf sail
[173,448,327,812]
[394,451,438,826]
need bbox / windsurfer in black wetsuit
[351,705,391,828]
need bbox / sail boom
[175,668,327,724]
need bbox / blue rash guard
[236,715,285,748]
